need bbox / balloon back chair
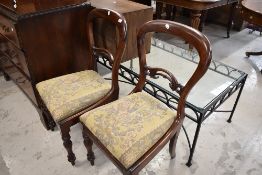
[80,20,212,174]
[35,8,127,165]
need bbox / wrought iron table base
[96,38,247,166]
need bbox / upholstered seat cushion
[36,70,111,122]
[80,92,176,168]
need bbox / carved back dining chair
[80,20,212,174]
[35,8,127,165]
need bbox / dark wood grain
[17,4,93,84]
[0,1,93,130]
[0,0,87,15]
[90,0,153,62]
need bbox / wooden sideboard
[0,0,93,129]
[90,0,153,62]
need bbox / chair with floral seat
[80,20,212,174]
[35,8,127,165]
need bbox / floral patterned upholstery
[80,92,177,168]
[36,70,111,122]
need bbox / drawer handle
[1,25,11,33]
[0,23,13,33]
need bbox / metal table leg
[226,2,237,38]
[186,114,204,167]
[227,76,247,123]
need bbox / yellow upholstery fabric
[80,92,176,169]
[36,70,111,122]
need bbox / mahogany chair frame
[82,20,212,174]
[35,8,127,165]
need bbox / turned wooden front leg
[190,10,202,31]
[82,126,95,165]
[60,124,76,165]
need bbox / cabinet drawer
[0,33,30,77]
[0,50,19,69]
[0,48,27,74]
[3,60,37,105]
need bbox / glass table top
[120,37,247,110]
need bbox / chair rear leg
[41,108,56,131]
[169,129,181,159]
[82,126,95,165]
[44,112,56,131]
[60,124,76,165]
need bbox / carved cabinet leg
[189,10,202,49]
[190,10,201,31]
[169,129,181,159]
[82,127,95,165]
[60,124,76,166]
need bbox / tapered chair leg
[44,112,56,131]
[82,127,95,165]
[60,125,76,165]
[48,118,56,131]
[169,130,181,159]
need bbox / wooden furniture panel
[0,33,30,77]
[0,1,93,130]
[17,4,93,84]
[90,0,153,62]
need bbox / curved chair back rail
[62,8,128,122]
[87,8,127,89]
[135,20,212,119]
[128,20,212,173]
